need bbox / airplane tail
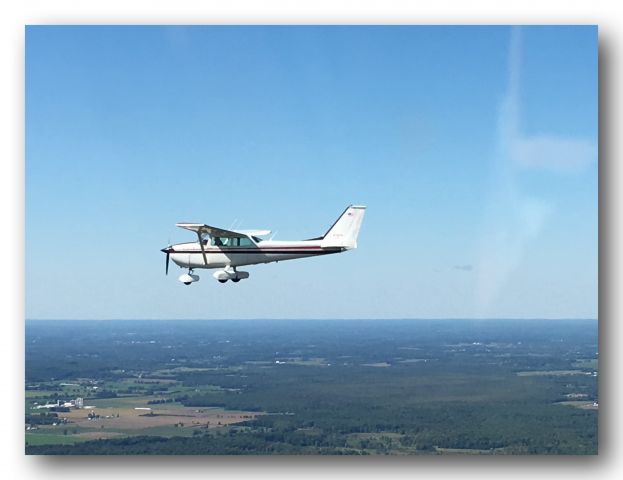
[320,205,366,249]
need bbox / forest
[25,319,598,455]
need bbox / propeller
[162,232,173,275]
[161,240,172,275]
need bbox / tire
[218,279,228,284]
[232,278,241,283]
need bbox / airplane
[161,205,366,285]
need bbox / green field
[573,359,599,370]
[25,320,598,455]
[26,432,98,446]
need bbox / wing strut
[196,232,208,266]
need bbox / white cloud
[511,135,597,173]
[475,27,594,313]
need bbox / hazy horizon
[26,317,598,322]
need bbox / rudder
[321,205,366,249]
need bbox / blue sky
[25,25,597,319]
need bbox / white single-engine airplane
[161,205,366,285]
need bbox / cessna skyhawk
[161,205,366,285]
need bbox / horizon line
[25,317,598,322]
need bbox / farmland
[25,319,598,455]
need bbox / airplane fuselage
[166,239,346,270]
[162,205,365,284]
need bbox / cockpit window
[210,237,225,246]
[210,236,254,247]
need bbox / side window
[210,236,253,247]
[239,237,253,247]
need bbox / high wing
[234,229,271,237]
[175,223,251,266]
[176,223,248,239]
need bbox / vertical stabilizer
[321,205,366,249]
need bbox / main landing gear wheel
[213,268,249,283]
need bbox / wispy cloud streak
[475,28,596,312]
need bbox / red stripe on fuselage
[171,246,339,255]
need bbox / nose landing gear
[178,269,200,285]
